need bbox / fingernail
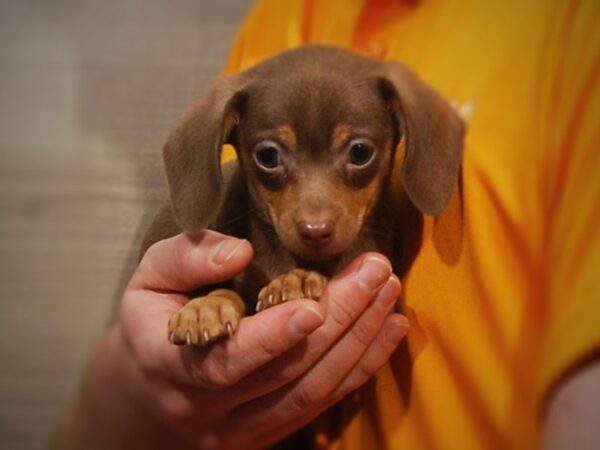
[212,239,246,266]
[376,276,401,310]
[385,318,409,346]
[289,306,325,335]
[357,257,391,292]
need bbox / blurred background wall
[0,1,249,448]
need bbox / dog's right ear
[163,75,247,232]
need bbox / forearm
[50,236,404,450]
[49,325,183,450]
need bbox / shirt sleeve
[537,0,600,404]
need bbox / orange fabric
[223,1,600,449]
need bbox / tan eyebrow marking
[331,124,352,149]
[275,125,297,148]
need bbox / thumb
[129,231,254,292]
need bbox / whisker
[359,225,392,239]
[216,206,260,229]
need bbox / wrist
[50,325,180,450]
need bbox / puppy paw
[257,269,327,312]
[168,289,245,346]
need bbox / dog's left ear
[375,62,465,216]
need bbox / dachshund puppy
[141,45,465,346]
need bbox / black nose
[296,220,334,247]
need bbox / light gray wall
[0,1,250,448]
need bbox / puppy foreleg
[168,289,245,346]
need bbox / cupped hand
[120,231,409,449]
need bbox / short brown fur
[143,45,465,346]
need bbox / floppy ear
[377,62,465,215]
[163,75,246,232]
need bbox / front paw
[257,269,327,312]
[168,289,245,346]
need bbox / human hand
[120,231,409,449]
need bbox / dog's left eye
[254,143,282,171]
[348,141,375,167]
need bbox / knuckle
[354,361,377,386]
[290,382,322,412]
[132,250,170,290]
[257,335,283,360]
[141,239,162,263]
[183,242,206,273]
[191,361,236,389]
[337,369,373,401]
[183,350,237,389]
[254,323,285,359]
[349,320,376,348]
[329,295,358,329]
[135,256,159,285]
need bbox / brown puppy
[142,45,465,346]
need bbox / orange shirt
[223,1,600,448]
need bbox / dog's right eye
[254,143,283,171]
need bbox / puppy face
[163,46,465,251]
[234,74,398,261]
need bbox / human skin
[543,357,600,450]
[50,230,409,450]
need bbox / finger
[130,231,253,292]
[249,253,392,376]
[224,274,401,406]
[199,253,394,408]
[224,275,402,437]
[331,313,409,400]
[121,287,325,388]
[123,251,390,411]
[292,275,403,398]
[184,299,326,387]
[241,314,409,449]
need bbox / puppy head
[164,46,465,260]
[232,70,398,261]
